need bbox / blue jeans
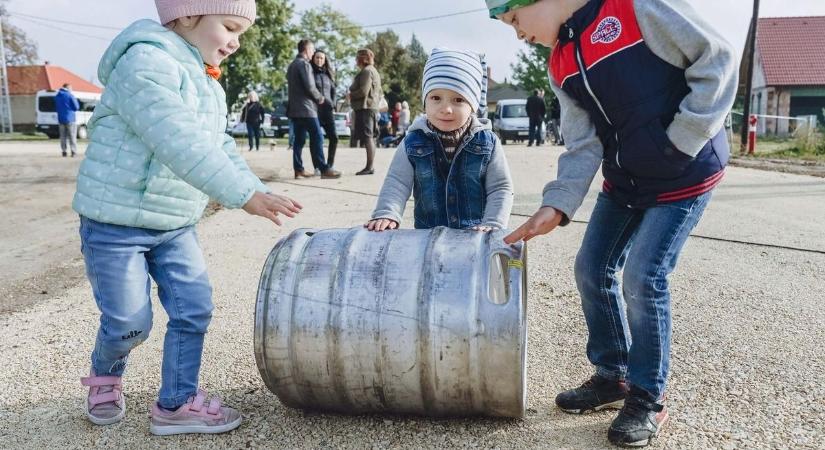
[291,117,328,172]
[574,191,712,401]
[79,217,213,409]
[247,122,261,150]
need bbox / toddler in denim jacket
[366,48,513,231]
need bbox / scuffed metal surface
[254,227,528,418]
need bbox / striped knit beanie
[486,0,537,18]
[422,48,488,115]
[155,0,257,25]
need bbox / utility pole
[739,0,760,154]
[0,17,14,133]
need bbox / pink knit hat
[155,0,256,25]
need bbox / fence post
[747,114,758,155]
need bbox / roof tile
[8,65,103,95]
[757,16,825,86]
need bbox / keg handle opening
[488,252,511,305]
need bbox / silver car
[335,112,351,138]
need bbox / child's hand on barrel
[243,192,303,226]
[504,206,563,243]
[365,218,398,232]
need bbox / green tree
[365,31,428,114]
[0,2,39,65]
[511,43,554,104]
[220,0,295,110]
[297,4,368,100]
[402,34,428,113]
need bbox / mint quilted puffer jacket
[73,20,270,230]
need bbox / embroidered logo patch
[591,16,622,44]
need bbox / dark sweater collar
[427,117,473,151]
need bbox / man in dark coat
[526,89,546,147]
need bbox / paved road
[0,141,822,448]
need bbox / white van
[35,89,101,139]
[492,99,530,145]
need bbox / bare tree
[0,1,39,65]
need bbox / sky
[6,0,825,87]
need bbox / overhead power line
[10,14,113,42]
[8,10,125,31]
[358,8,487,29]
[8,7,490,38]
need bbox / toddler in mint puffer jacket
[73,0,301,436]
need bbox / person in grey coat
[348,48,382,175]
[286,39,340,179]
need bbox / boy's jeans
[79,216,213,409]
[574,191,712,401]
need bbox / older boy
[489,0,737,446]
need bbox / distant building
[748,16,825,135]
[7,64,102,132]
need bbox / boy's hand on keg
[243,192,303,226]
[504,207,563,244]
[364,218,398,232]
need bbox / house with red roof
[750,16,825,136]
[7,64,102,132]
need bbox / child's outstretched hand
[365,218,398,232]
[242,192,303,226]
[503,206,563,244]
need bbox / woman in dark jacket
[312,50,338,168]
[240,91,265,151]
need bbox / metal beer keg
[254,227,527,417]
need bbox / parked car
[334,112,351,138]
[269,103,290,138]
[35,89,100,139]
[492,99,529,145]
[317,112,351,138]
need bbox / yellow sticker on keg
[508,259,524,270]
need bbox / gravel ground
[0,142,823,449]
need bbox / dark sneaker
[607,394,668,447]
[555,374,629,414]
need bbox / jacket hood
[406,114,493,136]
[98,19,202,85]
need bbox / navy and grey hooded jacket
[543,0,738,221]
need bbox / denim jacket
[371,116,513,229]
